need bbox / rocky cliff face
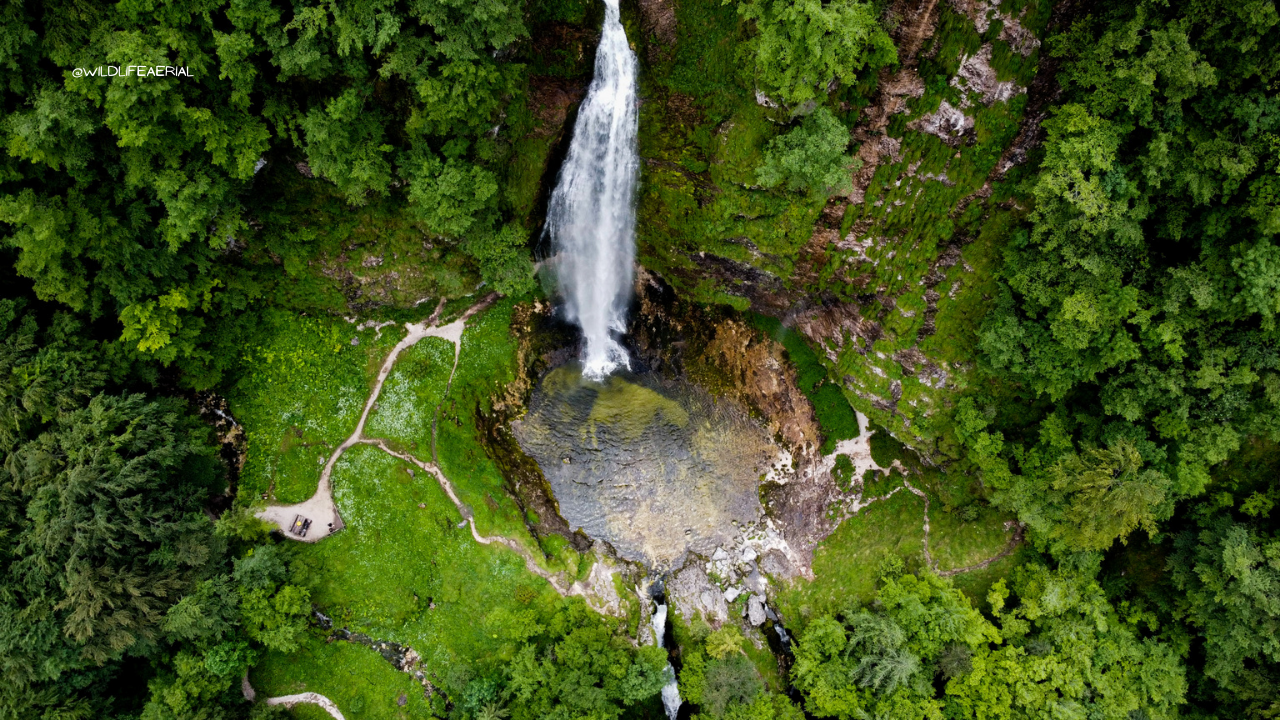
[631,0,1065,461]
[628,267,823,461]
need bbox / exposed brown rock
[638,0,678,61]
[790,301,883,363]
[527,76,588,139]
[695,319,822,457]
[857,72,925,136]
[629,268,824,461]
[892,0,944,62]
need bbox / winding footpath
[255,298,477,540]
[252,294,618,715]
[242,675,344,720]
[265,693,345,720]
[254,293,613,601]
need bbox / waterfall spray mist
[543,0,639,380]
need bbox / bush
[756,107,856,195]
[734,0,897,107]
[702,654,761,717]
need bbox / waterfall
[651,602,682,720]
[543,0,639,380]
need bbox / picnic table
[289,514,312,537]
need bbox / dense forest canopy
[1,0,545,387]
[0,0,1277,718]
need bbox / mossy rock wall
[628,0,1060,461]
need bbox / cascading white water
[544,0,639,380]
[651,602,682,720]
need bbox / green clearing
[948,547,1031,613]
[916,463,1019,574]
[287,444,579,673]
[776,465,1016,633]
[229,311,406,503]
[254,634,436,720]
[365,337,457,453]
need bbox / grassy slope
[365,337,456,453]
[288,445,564,664]
[229,312,405,504]
[251,299,603,716]
[259,441,598,715]
[254,634,437,720]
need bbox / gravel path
[264,693,345,719]
[250,295,615,612]
[256,296,492,542]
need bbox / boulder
[669,557,730,624]
[747,595,767,626]
[759,549,793,578]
